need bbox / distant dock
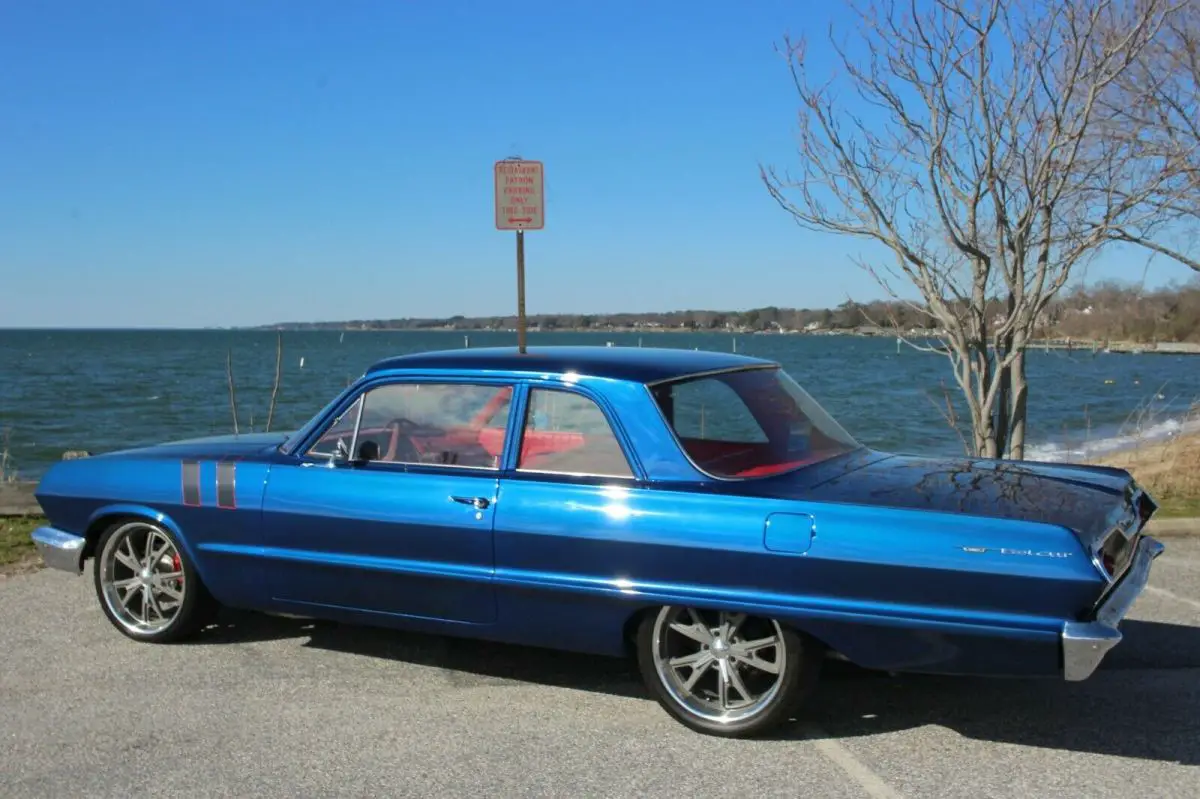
[1029,339,1200,355]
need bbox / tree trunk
[994,355,1010,458]
[965,342,1000,459]
[973,423,998,459]
[994,293,1017,457]
[1008,346,1029,460]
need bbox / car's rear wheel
[636,605,820,737]
[93,520,216,643]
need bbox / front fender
[83,503,211,584]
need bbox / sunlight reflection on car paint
[611,576,638,594]
[601,485,635,520]
[562,486,641,522]
[602,502,634,521]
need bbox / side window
[306,383,513,468]
[666,377,768,443]
[517,388,633,478]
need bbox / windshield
[650,366,860,479]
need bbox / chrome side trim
[31,527,87,574]
[1062,535,1163,681]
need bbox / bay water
[1,329,1197,480]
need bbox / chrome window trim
[643,363,778,388]
[348,394,366,463]
[511,466,640,481]
[356,460,502,474]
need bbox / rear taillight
[1096,528,1137,582]
[1094,484,1154,583]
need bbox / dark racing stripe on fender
[181,460,201,506]
[216,461,237,509]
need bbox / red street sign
[494,159,544,230]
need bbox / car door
[260,377,516,624]
[489,383,658,646]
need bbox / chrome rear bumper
[31,527,87,575]
[1062,535,1163,681]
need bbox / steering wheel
[385,417,422,463]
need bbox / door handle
[451,495,490,510]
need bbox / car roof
[365,345,777,384]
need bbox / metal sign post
[494,158,544,354]
[515,229,527,351]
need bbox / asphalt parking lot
[3,540,1199,798]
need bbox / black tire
[635,606,821,737]
[92,519,218,643]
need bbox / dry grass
[0,516,41,573]
[1092,418,1200,518]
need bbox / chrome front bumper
[1062,535,1163,681]
[31,527,87,574]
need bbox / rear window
[651,367,858,478]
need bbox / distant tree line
[1041,279,1200,343]
[260,300,932,334]
[260,277,1200,342]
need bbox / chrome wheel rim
[99,522,186,635]
[652,606,787,724]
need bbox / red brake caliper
[172,553,183,589]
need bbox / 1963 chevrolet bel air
[31,346,1162,736]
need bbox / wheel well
[621,607,656,656]
[619,604,836,660]
[81,514,138,562]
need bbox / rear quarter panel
[493,478,1103,676]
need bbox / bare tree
[763,0,1195,458]
[1104,1,1200,269]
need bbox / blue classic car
[31,346,1162,737]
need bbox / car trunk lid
[745,451,1157,578]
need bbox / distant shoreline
[3,326,1198,354]
[244,325,1200,355]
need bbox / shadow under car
[186,610,1200,763]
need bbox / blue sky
[1,1,1192,328]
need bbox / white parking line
[1146,584,1200,613]
[801,725,903,799]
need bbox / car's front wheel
[93,519,217,643]
[636,606,821,737]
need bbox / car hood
[97,431,292,463]
[752,450,1152,546]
